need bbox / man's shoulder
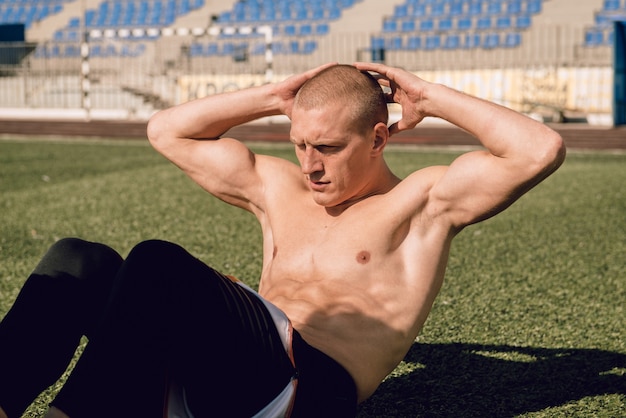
[393,165,448,197]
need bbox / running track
[0,119,624,151]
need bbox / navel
[356,250,371,264]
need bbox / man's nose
[300,149,323,175]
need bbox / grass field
[0,136,624,417]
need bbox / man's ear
[371,122,389,155]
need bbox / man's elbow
[541,130,566,174]
[146,110,168,151]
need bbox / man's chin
[310,191,339,208]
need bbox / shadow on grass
[357,342,626,417]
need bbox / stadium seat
[464,33,481,48]
[387,36,403,50]
[299,24,312,36]
[468,1,483,15]
[425,34,441,49]
[497,16,512,29]
[412,3,426,17]
[316,23,329,35]
[516,14,531,29]
[383,18,398,32]
[395,4,409,18]
[483,32,500,48]
[431,3,445,16]
[457,16,472,30]
[302,40,317,54]
[438,17,453,31]
[401,19,416,32]
[603,0,621,11]
[584,28,605,46]
[477,16,492,30]
[450,2,464,16]
[444,34,460,49]
[406,35,422,49]
[527,0,542,14]
[507,0,522,14]
[504,31,521,47]
[420,18,435,31]
[488,0,503,15]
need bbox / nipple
[356,250,371,264]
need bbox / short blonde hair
[294,65,388,134]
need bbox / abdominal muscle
[261,272,439,403]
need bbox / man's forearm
[148,83,282,143]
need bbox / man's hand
[354,62,431,135]
[275,62,337,118]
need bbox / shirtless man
[147,61,564,401]
[0,62,564,418]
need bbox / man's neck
[325,165,400,217]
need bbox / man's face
[290,102,376,208]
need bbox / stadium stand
[0,0,72,30]
[0,0,620,59]
[6,0,616,60]
[373,0,545,51]
[584,0,626,46]
[0,0,619,125]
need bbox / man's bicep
[168,137,265,212]
[430,150,533,228]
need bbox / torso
[254,157,455,402]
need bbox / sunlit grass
[1,137,624,417]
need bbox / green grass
[1,137,624,417]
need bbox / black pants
[0,238,356,417]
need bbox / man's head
[290,65,393,209]
[293,64,389,135]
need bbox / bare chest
[264,205,409,283]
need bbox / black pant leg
[0,238,123,418]
[53,239,295,418]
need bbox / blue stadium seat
[299,24,312,36]
[425,34,441,49]
[401,19,416,32]
[477,16,492,30]
[464,33,481,48]
[283,24,296,36]
[444,34,460,49]
[450,2,464,16]
[496,15,512,29]
[412,3,426,17]
[303,40,317,54]
[189,42,205,56]
[603,0,621,11]
[527,0,542,14]
[316,23,329,35]
[488,0,503,15]
[504,31,521,47]
[468,1,483,15]
[420,18,435,31]
[387,36,403,50]
[584,28,604,46]
[457,16,472,30]
[516,14,531,29]
[383,18,398,32]
[407,35,422,49]
[483,32,500,48]
[438,17,453,31]
[507,0,522,14]
[431,2,445,16]
[371,36,385,50]
[395,4,409,18]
